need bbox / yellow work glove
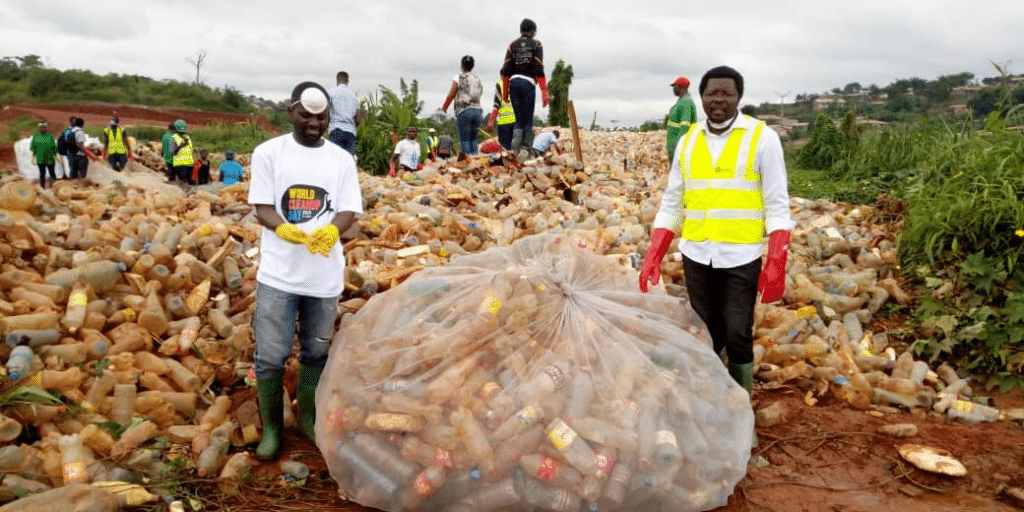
[275,223,308,244]
[306,224,339,257]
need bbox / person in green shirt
[161,121,176,180]
[29,122,58,188]
[667,76,697,157]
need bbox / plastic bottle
[58,434,91,485]
[490,404,542,443]
[0,413,22,442]
[44,260,127,292]
[946,399,1000,422]
[208,309,234,339]
[450,406,496,474]
[9,287,57,309]
[280,460,310,480]
[197,421,235,477]
[201,395,232,430]
[6,328,62,348]
[164,357,201,392]
[517,362,570,410]
[60,281,92,333]
[336,441,400,509]
[79,424,115,457]
[562,368,595,424]
[223,255,242,290]
[0,312,61,334]
[6,345,34,382]
[110,384,137,427]
[572,416,638,453]
[137,289,168,336]
[111,420,158,457]
[520,453,584,490]
[400,465,447,510]
[447,478,520,512]
[349,433,419,483]
[891,351,915,380]
[546,418,602,477]
[520,476,583,511]
[599,457,633,509]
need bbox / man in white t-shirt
[248,81,363,460]
[531,129,560,157]
[389,125,421,176]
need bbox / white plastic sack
[316,233,753,512]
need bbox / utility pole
[775,91,791,121]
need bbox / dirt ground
[200,387,1024,512]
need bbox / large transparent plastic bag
[316,233,753,512]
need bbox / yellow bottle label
[68,292,88,308]
[27,372,43,388]
[656,429,678,447]
[197,224,212,236]
[795,306,817,319]
[955,400,974,413]
[548,420,577,450]
[123,308,137,322]
[438,248,450,258]
[481,296,502,314]
[63,460,88,484]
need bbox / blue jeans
[107,153,127,171]
[328,128,357,156]
[509,77,536,134]
[253,282,339,378]
[456,108,482,154]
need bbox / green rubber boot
[728,362,755,396]
[296,364,323,443]
[511,128,524,154]
[256,373,284,461]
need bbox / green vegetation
[0,55,255,113]
[356,79,425,175]
[129,122,274,154]
[548,60,574,127]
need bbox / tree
[548,59,574,127]
[741,105,757,116]
[15,55,43,68]
[843,82,862,94]
[797,114,843,170]
[186,49,207,85]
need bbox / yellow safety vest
[425,136,439,150]
[172,134,193,167]
[104,126,126,155]
[496,81,515,125]
[679,116,766,244]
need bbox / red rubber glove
[639,228,676,293]
[441,97,452,113]
[388,163,396,177]
[501,76,510,103]
[538,76,549,107]
[101,150,108,160]
[486,110,497,132]
[759,230,791,303]
[85,150,100,161]
[128,152,135,162]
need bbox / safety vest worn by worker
[496,81,515,125]
[678,115,767,245]
[172,134,194,167]
[104,127,126,155]
[425,136,439,151]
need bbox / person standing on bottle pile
[160,121,176,180]
[248,81,362,460]
[57,116,77,179]
[638,66,794,395]
[326,71,362,157]
[68,117,100,180]
[500,18,547,158]
[168,120,194,183]
[29,122,57,189]
[442,55,484,155]
[666,76,697,159]
[101,115,135,171]
[486,79,516,150]
[192,148,211,185]
[390,125,421,177]
[218,149,244,185]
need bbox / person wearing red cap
[667,76,697,158]
[639,66,793,395]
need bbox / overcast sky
[3,1,1021,128]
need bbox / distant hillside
[0,55,289,129]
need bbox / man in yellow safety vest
[102,115,135,171]
[638,65,794,395]
[486,80,517,150]
[168,119,194,183]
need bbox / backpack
[56,128,72,156]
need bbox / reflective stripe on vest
[104,127,126,155]
[172,134,193,167]
[496,81,516,125]
[425,136,438,149]
[679,116,766,244]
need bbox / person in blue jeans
[442,55,483,154]
[500,18,547,157]
[248,81,362,460]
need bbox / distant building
[813,96,846,110]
